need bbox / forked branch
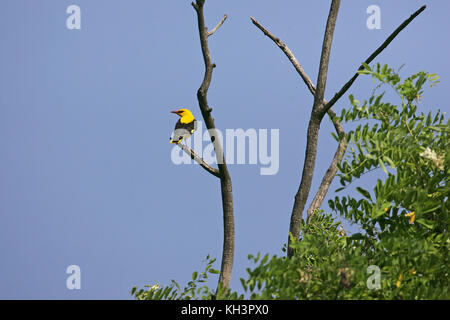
[250,15,347,221]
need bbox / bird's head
[171,108,193,118]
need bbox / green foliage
[236,210,448,299]
[132,65,449,300]
[238,213,370,299]
[330,64,448,237]
[131,255,220,300]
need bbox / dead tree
[251,1,426,257]
[174,0,234,290]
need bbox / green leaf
[422,203,441,214]
[378,158,388,174]
[261,253,269,265]
[362,62,371,71]
[209,268,220,274]
[192,271,198,281]
[416,218,434,229]
[331,132,338,141]
[372,207,386,219]
[383,156,396,169]
[357,69,371,75]
[356,187,372,201]
[240,278,248,292]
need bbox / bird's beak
[170,110,179,115]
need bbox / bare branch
[250,17,316,95]
[208,14,228,37]
[175,143,220,178]
[322,5,427,116]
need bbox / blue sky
[1,0,449,299]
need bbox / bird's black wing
[171,119,196,143]
[174,119,196,132]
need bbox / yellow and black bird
[169,108,197,144]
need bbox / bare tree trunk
[288,0,341,257]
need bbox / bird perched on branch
[169,108,197,144]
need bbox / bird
[169,108,198,144]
